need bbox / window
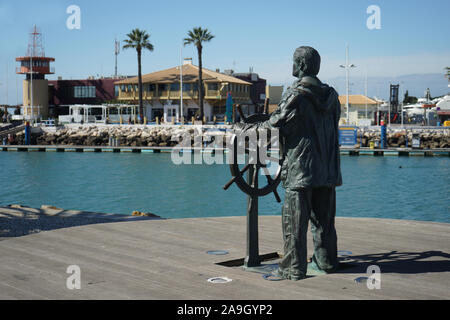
[193,83,199,92]
[207,83,218,91]
[121,84,126,92]
[170,83,180,91]
[147,84,155,92]
[74,86,96,98]
[114,85,120,97]
[213,105,226,114]
[134,85,138,92]
[127,85,132,92]
[61,86,72,97]
[182,83,192,91]
[159,84,168,92]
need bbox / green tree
[184,27,215,121]
[403,90,418,105]
[123,29,154,124]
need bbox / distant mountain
[322,73,449,101]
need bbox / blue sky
[0,0,449,104]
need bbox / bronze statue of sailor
[234,46,342,280]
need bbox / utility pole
[114,38,120,78]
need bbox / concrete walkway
[0,206,449,299]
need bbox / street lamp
[340,44,356,124]
[399,81,404,128]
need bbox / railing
[144,92,155,99]
[205,90,221,98]
[120,92,135,99]
[156,91,169,98]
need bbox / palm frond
[184,27,214,48]
[123,28,154,53]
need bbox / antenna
[114,38,120,77]
[27,25,45,57]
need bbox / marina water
[1,152,449,223]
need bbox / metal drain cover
[338,250,353,257]
[207,277,232,284]
[354,276,368,283]
[206,250,229,255]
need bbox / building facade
[114,60,252,122]
[48,77,126,116]
[266,85,284,113]
[339,94,381,125]
[230,72,267,115]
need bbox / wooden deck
[0,206,449,300]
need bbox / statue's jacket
[242,76,343,190]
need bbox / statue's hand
[232,122,247,132]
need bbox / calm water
[1,152,449,223]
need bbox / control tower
[16,25,55,120]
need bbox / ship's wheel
[223,107,283,268]
[223,113,282,202]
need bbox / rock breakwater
[31,125,231,147]
[6,124,450,149]
[357,128,450,149]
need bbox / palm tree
[123,28,154,124]
[184,27,214,122]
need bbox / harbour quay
[0,205,449,299]
[2,144,450,157]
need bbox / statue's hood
[296,76,339,113]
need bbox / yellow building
[115,60,251,122]
[266,85,284,113]
[339,94,381,125]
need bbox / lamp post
[400,82,404,128]
[30,55,33,124]
[180,45,183,123]
[365,68,368,119]
[340,44,356,124]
